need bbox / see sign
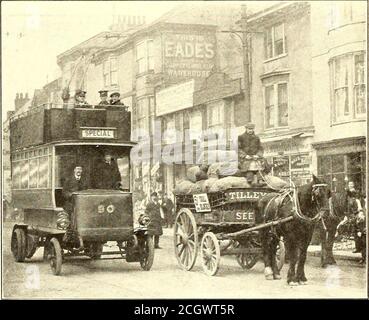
[193,193,211,212]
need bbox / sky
[1,1,180,119]
[1,1,278,120]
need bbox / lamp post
[221,4,263,124]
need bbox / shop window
[103,57,118,87]
[330,51,366,123]
[136,40,154,74]
[265,23,286,60]
[264,82,289,129]
[317,152,366,193]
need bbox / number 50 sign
[193,193,211,213]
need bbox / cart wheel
[140,235,155,271]
[11,228,27,262]
[174,208,198,271]
[26,234,38,259]
[234,240,260,270]
[200,232,220,276]
[85,243,103,259]
[276,239,285,271]
[48,238,62,275]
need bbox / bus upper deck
[9,103,131,151]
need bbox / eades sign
[163,32,216,80]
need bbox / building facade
[310,1,366,194]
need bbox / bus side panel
[12,189,54,209]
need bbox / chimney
[14,92,30,112]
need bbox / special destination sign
[163,32,216,81]
[80,127,116,139]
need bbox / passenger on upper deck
[97,90,109,106]
[74,90,90,108]
[109,92,126,109]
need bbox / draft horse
[258,175,330,285]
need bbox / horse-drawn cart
[173,186,290,276]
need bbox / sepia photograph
[1,0,367,301]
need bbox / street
[2,224,366,299]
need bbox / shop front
[313,137,366,194]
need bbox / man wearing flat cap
[109,92,125,107]
[145,192,163,249]
[238,123,264,184]
[98,90,109,106]
[74,89,90,108]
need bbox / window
[265,23,286,59]
[103,57,118,87]
[354,53,365,115]
[136,40,154,74]
[265,85,275,128]
[330,52,366,123]
[264,83,288,129]
[208,101,224,131]
[317,152,366,193]
[189,110,202,140]
[136,98,149,134]
[163,115,176,144]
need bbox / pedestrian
[92,150,122,189]
[97,90,109,106]
[74,89,90,108]
[145,192,163,249]
[162,193,174,228]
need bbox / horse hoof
[273,274,282,280]
[298,281,308,285]
[265,274,274,280]
[288,281,299,286]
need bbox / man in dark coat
[62,166,89,215]
[238,123,264,184]
[92,151,121,189]
[74,90,90,108]
[145,192,163,249]
[161,193,174,228]
[109,92,126,107]
[97,90,109,106]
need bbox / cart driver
[62,166,89,216]
[238,123,264,184]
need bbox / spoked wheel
[200,232,220,276]
[11,228,27,262]
[139,235,155,271]
[276,239,286,271]
[234,239,260,270]
[85,243,103,259]
[48,238,63,275]
[174,208,198,271]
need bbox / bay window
[264,82,288,129]
[330,51,366,123]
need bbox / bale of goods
[186,166,201,183]
[174,180,197,194]
[209,176,250,192]
[200,177,219,193]
[263,174,288,190]
[208,161,238,177]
